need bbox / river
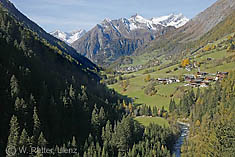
[173,122,190,157]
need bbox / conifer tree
[32,106,41,145]
[81,86,88,102]
[91,104,100,135]
[83,152,88,157]
[99,107,106,127]
[19,128,30,147]
[14,97,27,113]
[14,97,21,112]
[69,84,75,100]
[101,146,108,157]
[10,75,19,97]
[33,106,41,135]
[118,151,122,157]
[169,99,176,113]
[131,144,137,157]
[7,115,20,147]
[29,94,36,106]
[71,136,77,148]
[102,121,112,145]
[37,132,47,147]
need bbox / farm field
[134,116,169,127]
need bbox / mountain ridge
[133,0,235,58]
[71,13,188,65]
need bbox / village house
[184,74,195,82]
[184,71,228,88]
[157,77,180,84]
[205,77,215,82]
[197,71,208,76]
[215,72,229,80]
[158,78,167,84]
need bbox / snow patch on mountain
[50,29,86,44]
[152,13,189,28]
[51,13,188,45]
[128,13,189,30]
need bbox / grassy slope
[109,33,235,112]
[135,116,169,127]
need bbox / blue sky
[10,0,217,32]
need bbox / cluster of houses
[117,65,143,73]
[157,77,180,84]
[157,71,229,88]
[184,71,229,87]
[117,60,160,73]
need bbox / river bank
[173,122,190,157]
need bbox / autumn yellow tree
[195,120,201,127]
[211,44,216,50]
[121,80,129,91]
[144,74,151,82]
[227,35,232,41]
[203,45,211,51]
[181,58,190,67]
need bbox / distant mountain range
[51,14,188,44]
[53,13,188,65]
[50,0,234,68]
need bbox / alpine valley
[0,0,235,157]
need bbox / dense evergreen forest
[0,3,178,157]
[0,3,123,155]
[169,71,235,156]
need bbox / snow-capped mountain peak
[51,13,188,44]
[51,30,68,40]
[151,13,189,28]
[130,14,149,24]
[127,13,189,30]
[50,29,86,44]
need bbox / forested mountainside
[0,2,122,155]
[170,71,235,156]
[0,1,179,157]
[133,0,235,57]
[0,0,96,70]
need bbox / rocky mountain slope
[71,14,188,65]
[134,0,235,57]
[50,29,86,44]
[180,0,235,41]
